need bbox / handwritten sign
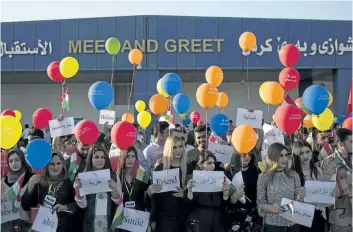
[32,206,58,232]
[118,208,150,232]
[49,117,75,138]
[152,168,180,193]
[192,170,224,192]
[99,110,115,125]
[1,202,20,224]
[304,181,336,204]
[78,169,111,196]
[208,142,233,164]
[261,123,285,164]
[248,37,352,57]
[236,108,263,129]
[232,171,246,203]
[279,198,315,228]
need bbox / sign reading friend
[78,169,111,196]
[304,181,336,204]
[152,168,180,193]
[49,117,74,138]
[1,202,20,224]
[192,170,224,192]
[118,208,150,232]
[236,108,263,129]
[31,207,58,232]
[99,110,115,125]
[208,142,233,164]
[279,198,315,228]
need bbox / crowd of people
[1,119,352,232]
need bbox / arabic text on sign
[0,40,52,58]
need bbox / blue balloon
[349,112,353,118]
[25,139,52,170]
[172,93,190,114]
[209,114,230,136]
[88,81,114,110]
[161,73,182,95]
[182,118,191,125]
[302,85,329,115]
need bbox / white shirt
[143,142,163,169]
[22,128,30,139]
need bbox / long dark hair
[197,151,217,170]
[116,146,138,179]
[85,145,112,172]
[292,140,319,181]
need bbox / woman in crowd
[1,149,33,232]
[226,151,261,232]
[74,145,119,232]
[292,140,326,232]
[257,143,302,232]
[21,151,76,232]
[185,151,230,232]
[150,136,193,232]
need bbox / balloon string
[267,104,270,123]
[109,56,115,111]
[127,65,136,112]
[246,56,250,106]
[168,97,172,137]
[60,79,66,118]
[205,109,208,155]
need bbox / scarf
[332,150,352,198]
[7,167,25,184]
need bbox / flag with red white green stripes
[131,160,150,184]
[59,89,70,111]
[6,172,26,213]
[68,153,81,181]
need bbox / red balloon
[32,108,53,129]
[342,118,352,131]
[197,121,204,126]
[190,111,201,123]
[32,168,44,175]
[279,44,300,67]
[74,120,99,145]
[274,104,302,135]
[47,61,65,82]
[294,98,301,108]
[111,121,136,150]
[1,109,15,117]
[279,67,300,90]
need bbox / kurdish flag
[68,153,81,181]
[319,143,333,161]
[111,196,124,229]
[59,90,70,111]
[224,176,237,196]
[131,160,150,184]
[7,172,26,213]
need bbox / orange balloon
[303,115,313,129]
[122,113,134,123]
[196,83,219,110]
[128,49,143,65]
[206,66,223,87]
[149,94,168,116]
[263,82,285,105]
[239,32,257,51]
[231,125,257,154]
[216,92,229,108]
[328,92,333,106]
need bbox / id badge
[125,201,135,208]
[43,195,56,208]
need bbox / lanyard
[123,176,135,200]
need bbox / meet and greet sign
[1,16,351,70]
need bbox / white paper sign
[279,198,315,228]
[32,207,58,232]
[78,169,111,196]
[1,202,20,224]
[232,172,246,203]
[304,181,336,204]
[118,208,150,232]
[236,108,263,129]
[109,143,120,158]
[152,168,180,193]
[49,117,74,138]
[99,110,115,125]
[261,123,285,165]
[208,142,234,164]
[192,171,224,192]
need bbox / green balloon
[300,99,311,114]
[105,37,121,55]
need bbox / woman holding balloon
[1,149,33,232]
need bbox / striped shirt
[257,170,301,227]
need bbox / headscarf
[39,151,68,187]
[6,149,31,184]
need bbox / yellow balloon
[0,116,22,149]
[312,108,334,131]
[259,82,269,104]
[137,111,152,129]
[328,92,333,107]
[14,110,22,121]
[60,57,79,78]
[135,100,146,113]
[157,79,169,98]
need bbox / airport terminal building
[1,16,352,126]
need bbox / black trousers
[264,224,300,232]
